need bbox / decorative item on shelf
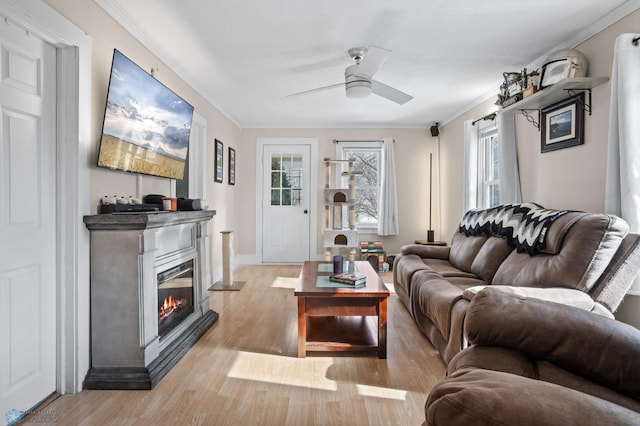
[162,197,177,211]
[498,69,527,107]
[525,70,540,97]
[538,49,588,90]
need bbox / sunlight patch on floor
[227,351,338,391]
[271,276,298,289]
[356,383,407,400]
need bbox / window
[337,142,382,230]
[478,125,500,208]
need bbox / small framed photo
[541,93,584,153]
[214,139,223,183]
[539,59,571,89]
[228,147,236,185]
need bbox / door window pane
[270,153,303,206]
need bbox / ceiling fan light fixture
[345,70,372,98]
[346,83,371,98]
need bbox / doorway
[256,138,318,263]
[0,0,92,414]
[0,15,57,417]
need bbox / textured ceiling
[96,0,635,128]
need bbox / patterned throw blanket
[459,203,569,255]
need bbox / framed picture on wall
[214,139,223,183]
[541,92,584,153]
[228,147,236,185]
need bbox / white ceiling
[96,0,636,129]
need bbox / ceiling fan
[288,46,413,105]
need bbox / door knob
[303,209,308,214]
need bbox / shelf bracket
[566,89,592,115]
[520,109,540,130]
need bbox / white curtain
[378,137,399,235]
[463,120,478,212]
[605,33,640,294]
[497,114,522,204]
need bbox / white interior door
[0,20,57,417]
[262,144,311,263]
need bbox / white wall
[438,9,640,327]
[239,128,439,257]
[45,0,242,283]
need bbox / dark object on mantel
[177,197,208,211]
[99,203,160,214]
[143,194,165,205]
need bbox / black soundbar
[99,204,160,214]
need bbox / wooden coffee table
[294,261,390,358]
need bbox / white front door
[262,144,311,263]
[0,20,57,418]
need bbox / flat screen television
[97,49,194,179]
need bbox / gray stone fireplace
[83,210,217,389]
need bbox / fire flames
[159,294,187,321]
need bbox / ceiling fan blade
[287,83,344,98]
[357,46,391,78]
[371,80,413,105]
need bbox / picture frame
[541,93,584,153]
[228,147,236,185]
[214,139,223,183]
[538,59,571,89]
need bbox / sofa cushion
[422,258,477,279]
[492,214,628,291]
[448,347,640,414]
[465,289,640,401]
[538,212,584,254]
[393,254,434,310]
[426,368,640,426]
[412,271,465,340]
[469,236,513,282]
[448,233,487,273]
[462,285,598,313]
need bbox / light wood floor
[27,265,445,425]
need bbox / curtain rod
[472,112,497,125]
[333,139,393,143]
[633,36,639,46]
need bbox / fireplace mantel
[84,210,215,230]
[83,210,217,389]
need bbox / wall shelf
[500,77,609,129]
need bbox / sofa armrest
[463,288,640,401]
[426,368,640,426]
[400,244,450,260]
[461,285,603,314]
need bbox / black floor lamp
[427,152,435,243]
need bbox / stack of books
[329,272,366,287]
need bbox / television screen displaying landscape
[97,49,194,179]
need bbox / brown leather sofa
[425,289,640,426]
[393,204,640,363]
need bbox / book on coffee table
[329,272,366,286]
